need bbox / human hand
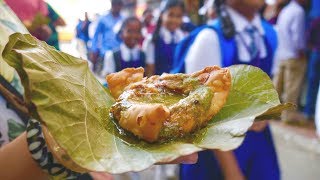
[89,172,114,180]
[213,150,245,180]
[87,153,198,179]
[225,173,245,180]
[156,153,198,165]
[249,120,268,132]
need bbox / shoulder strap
[210,20,237,67]
[171,19,237,73]
[261,20,278,58]
[172,25,214,73]
[113,49,122,72]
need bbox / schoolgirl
[102,17,145,75]
[143,0,185,76]
[177,0,280,179]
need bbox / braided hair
[214,0,235,39]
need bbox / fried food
[107,66,231,142]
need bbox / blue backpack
[171,19,278,74]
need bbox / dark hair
[117,17,142,40]
[143,8,153,17]
[112,0,123,6]
[152,0,184,43]
[214,0,235,39]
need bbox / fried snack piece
[107,66,231,142]
[106,67,144,99]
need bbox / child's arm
[101,51,116,77]
[213,150,245,180]
[145,64,155,77]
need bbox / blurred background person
[76,12,91,60]
[316,83,320,137]
[87,13,101,70]
[90,0,124,74]
[46,2,66,50]
[177,0,280,179]
[143,0,185,76]
[4,0,52,41]
[273,0,309,123]
[303,14,320,121]
[198,0,217,25]
[141,8,156,39]
[101,17,145,76]
[263,0,290,24]
[88,13,101,46]
[181,12,197,33]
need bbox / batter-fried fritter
[107,66,231,142]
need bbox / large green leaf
[2,33,292,173]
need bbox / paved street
[270,122,320,180]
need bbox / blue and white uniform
[102,43,145,75]
[143,27,184,75]
[91,13,123,57]
[176,7,280,180]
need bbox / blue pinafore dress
[113,49,146,71]
[154,36,178,75]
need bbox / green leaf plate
[2,33,293,173]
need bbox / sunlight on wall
[45,0,111,40]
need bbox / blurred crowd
[3,0,319,129]
[72,0,320,127]
[4,0,67,49]
[73,0,320,179]
[1,0,320,179]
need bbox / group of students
[91,0,320,132]
[88,0,186,78]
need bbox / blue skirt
[180,125,280,180]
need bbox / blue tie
[129,50,134,61]
[245,26,258,59]
[170,32,175,45]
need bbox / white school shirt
[185,7,267,73]
[275,0,306,61]
[142,27,185,65]
[102,43,141,75]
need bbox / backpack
[171,19,278,74]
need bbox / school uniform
[304,17,320,119]
[179,7,280,180]
[273,0,307,121]
[143,27,184,75]
[91,13,123,58]
[102,43,145,75]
